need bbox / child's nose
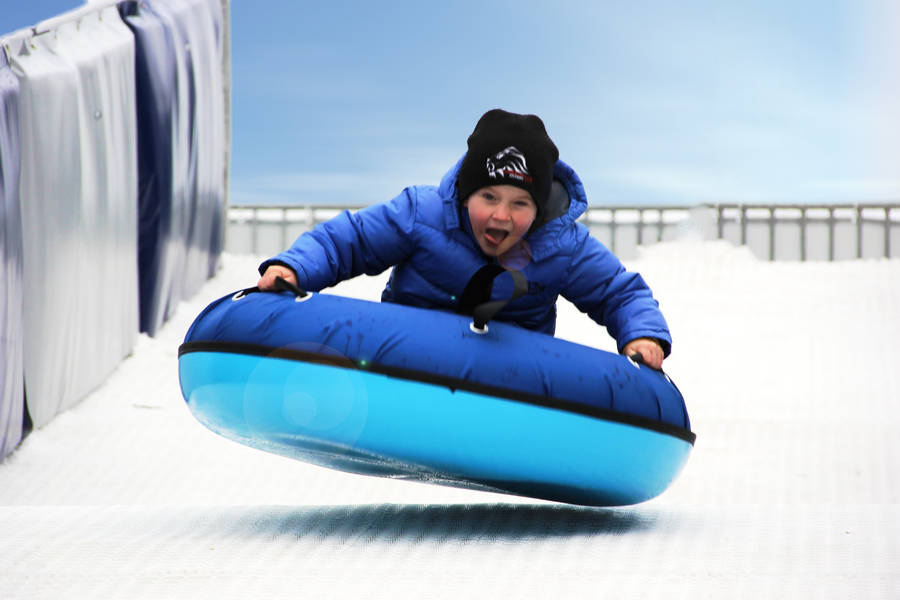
[493,202,511,220]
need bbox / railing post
[251,207,259,255]
[636,209,643,247]
[800,206,807,262]
[884,206,891,259]
[828,207,835,261]
[740,205,747,247]
[716,204,724,240]
[609,208,616,255]
[855,204,863,259]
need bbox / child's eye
[482,192,496,201]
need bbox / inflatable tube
[179,285,695,506]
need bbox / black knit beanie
[457,109,559,215]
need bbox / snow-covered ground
[1,240,898,599]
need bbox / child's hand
[257,265,298,291]
[623,338,664,370]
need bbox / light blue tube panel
[179,349,694,506]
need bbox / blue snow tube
[178,272,695,506]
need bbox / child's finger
[258,267,293,291]
[648,347,664,369]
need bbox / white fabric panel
[9,9,139,429]
[10,33,87,428]
[205,0,226,70]
[143,0,196,312]
[180,0,225,284]
[0,48,25,459]
[77,8,139,366]
[150,0,226,299]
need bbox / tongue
[485,229,508,245]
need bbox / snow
[1,240,898,599]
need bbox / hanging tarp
[0,48,25,460]
[9,32,85,429]
[0,0,228,437]
[52,7,140,373]
[148,0,226,298]
[119,1,180,336]
[10,7,139,429]
[126,0,190,324]
[181,0,226,282]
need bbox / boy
[258,109,669,369]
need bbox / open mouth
[484,228,509,246]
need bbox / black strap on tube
[457,265,528,331]
[274,276,308,298]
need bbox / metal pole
[856,205,863,259]
[636,209,644,247]
[251,207,259,255]
[609,209,616,255]
[884,206,891,259]
[828,207,835,261]
[800,206,807,262]
[740,205,747,247]
[716,204,724,239]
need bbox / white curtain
[0,50,24,459]
[8,7,139,428]
[0,0,228,437]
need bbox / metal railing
[227,204,367,256]
[579,205,695,257]
[226,202,900,261]
[712,203,898,261]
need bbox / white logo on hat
[486,146,533,183]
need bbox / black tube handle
[274,276,308,298]
[457,264,528,331]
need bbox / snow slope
[1,241,898,599]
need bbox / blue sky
[5,1,899,205]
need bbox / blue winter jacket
[260,157,672,356]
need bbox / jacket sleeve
[560,224,672,356]
[258,188,418,291]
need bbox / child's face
[464,185,537,257]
